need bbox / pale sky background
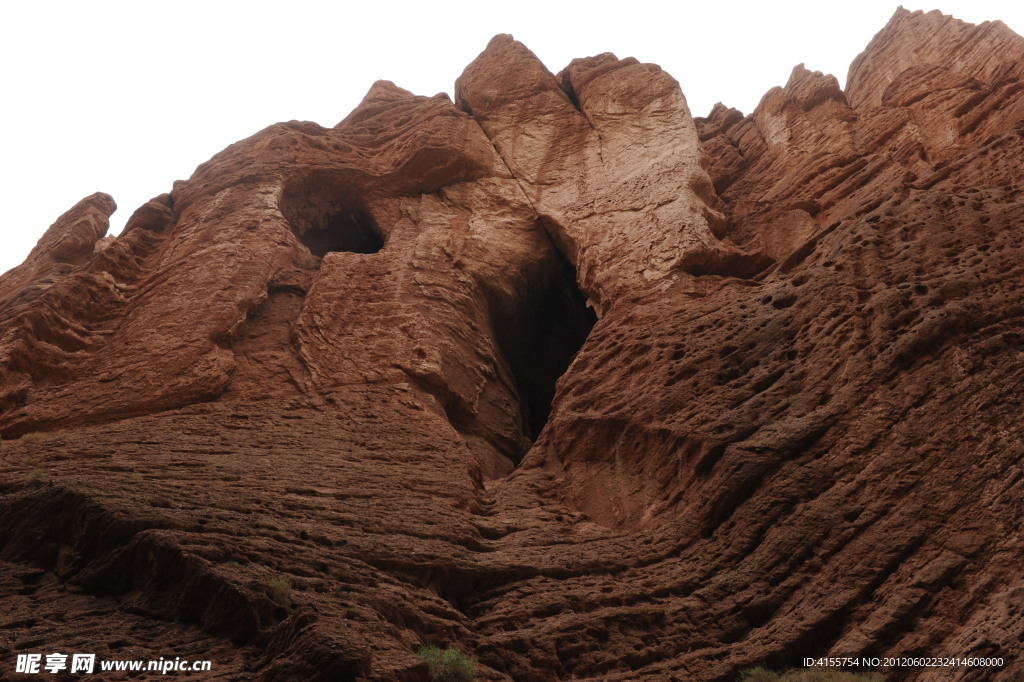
[1,0,1021,276]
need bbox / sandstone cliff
[0,7,1022,681]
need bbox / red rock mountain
[1,7,1022,681]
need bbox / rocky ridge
[0,7,1022,681]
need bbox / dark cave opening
[279,172,385,258]
[295,209,384,257]
[505,256,597,442]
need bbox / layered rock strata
[1,8,1022,681]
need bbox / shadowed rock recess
[1,8,1023,681]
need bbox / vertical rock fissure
[220,284,308,402]
[457,113,599,455]
[495,251,596,451]
[520,255,596,442]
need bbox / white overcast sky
[1,1,1021,275]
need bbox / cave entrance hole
[296,208,383,257]
[280,174,385,258]
[501,254,597,445]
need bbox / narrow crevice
[521,257,596,440]
[449,113,597,453]
[557,72,583,112]
[493,251,596,446]
[220,284,308,402]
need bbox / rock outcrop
[1,7,1022,681]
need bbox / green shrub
[21,455,46,481]
[295,253,321,271]
[417,645,477,681]
[269,577,291,605]
[19,432,42,442]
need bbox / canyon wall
[0,8,1022,681]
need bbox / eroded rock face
[456,36,768,316]
[1,8,1022,681]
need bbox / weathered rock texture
[1,7,1023,681]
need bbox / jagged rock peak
[457,34,767,314]
[846,5,1024,109]
[0,192,115,311]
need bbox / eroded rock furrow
[0,7,1022,681]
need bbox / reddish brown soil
[1,7,1023,681]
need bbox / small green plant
[269,577,291,604]
[417,645,477,682]
[225,560,242,568]
[21,456,46,481]
[295,253,322,271]
[19,432,42,443]
[738,667,883,681]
